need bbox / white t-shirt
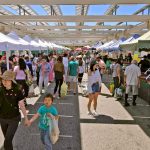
[63,57,68,67]
[78,61,85,73]
[79,66,84,74]
[124,64,141,85]
[112,63,120,78]
[88,69,102,87]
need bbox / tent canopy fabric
[0,32,21,51]
[92,41,103,49]
[120,31,150,51]
[23,35,43,50]
[122,34,140,44]
[7,31,30,50]
[97,40,117,51]
[34,38,48,50]
[104,37,126,52]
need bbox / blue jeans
[40,129,52,150]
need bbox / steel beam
[0,0,150,5]
[2,25,134,30]
[0,15,150,22]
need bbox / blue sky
[2,4,148,26]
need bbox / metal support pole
[50,6,53,15]
[148,7,150,15]
[19,6,21,15]
[114,6,117,15]
[24,9,25,15]
[82,5,84,15]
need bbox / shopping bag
[25,69,33,86]
[61,82,68,97]
[109,83,114,93]
[114,87,123,98]
[28,84,35,97]
[29,84,34,94]
[82,83,89,97]
[49,115,60,144]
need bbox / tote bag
[49,114,60,144]
[61,82,68,97]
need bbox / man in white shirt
[124,60,141,106]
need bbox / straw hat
[1,70,16,82]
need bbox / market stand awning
[120,31,150,51]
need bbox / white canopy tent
[120,31,150,51]
[23,35,44,50]
[41,40,50,47]
[97,40,117,51]
[34,38,48,50]
[7,31,30,50]
[0,32,22,70]
[0,32,20,51]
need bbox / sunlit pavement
[1,74,150,150]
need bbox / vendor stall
[138,75,150,104]
[120,31,150,51]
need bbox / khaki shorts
[126,85,138,95]
[69,76,78,83]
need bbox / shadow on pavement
[80,115,113,124]
[80,115,136,125]
[100,93,112,98]
[120,100,150,137]
[103,74,150,138]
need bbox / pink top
[14,66,26,80]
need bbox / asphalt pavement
[1,74,150,150]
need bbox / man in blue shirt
[25,56,33,77]
[68,56,79,94]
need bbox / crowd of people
[0,50,150,150]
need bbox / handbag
[92,82,100,93]
[24,69,33,86]
[109,82,114,93]
[48,114,60,144]
[114,87,123,98]
[61,82,68,97]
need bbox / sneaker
[87,111,92,115]
[92,110,99,117]
[124,102,130,107]
[53,94,56,98]
[132,102,136,106]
